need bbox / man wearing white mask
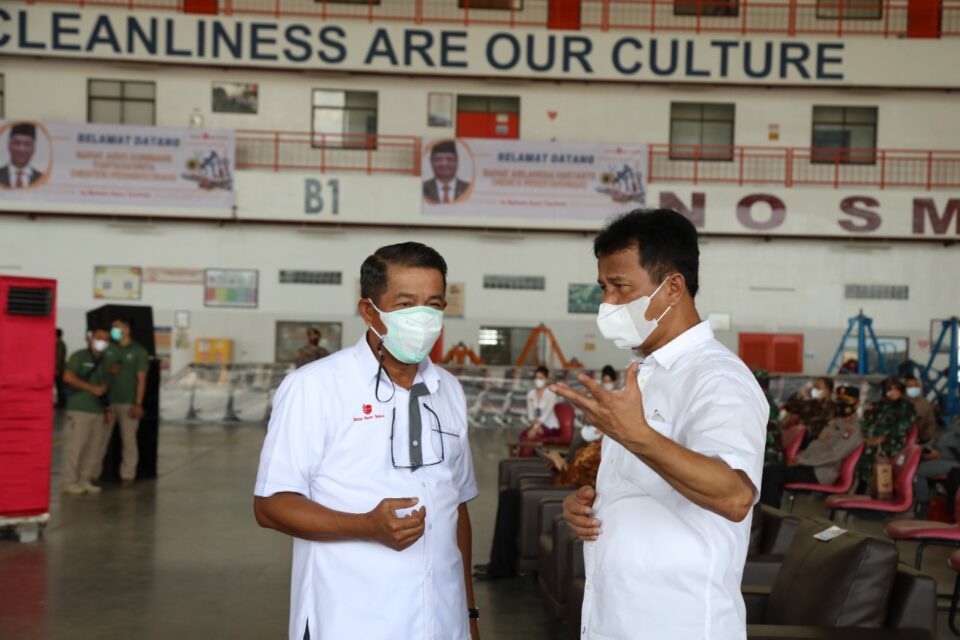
[254,242,480,640]
[60,326,112,495]
[553,208,767,640]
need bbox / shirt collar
[646,320,715,370]
[352,332,441,393]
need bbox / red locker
[738,332,804,373]
[0,276,57,518]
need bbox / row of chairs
[514,469,939,638]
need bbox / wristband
[468,608,480,620]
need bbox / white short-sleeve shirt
[255,334,478,640]
[581,321,767,640]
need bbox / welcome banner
[421,138,648,220]
[0,120,235,209]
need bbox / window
[669,102,735,161]
[279,270,342,285]
[811,106,877,164]
[312,89,377,149]
[483,275,545,290]
[88,79,156,125]
[459,0,523,8]
[456,95,520,139]
[674,0,739,17]
[844,284,908,300]
[478,326,533,366]
[816,0,881,19]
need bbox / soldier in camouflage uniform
[858,378,917,489]
[756,370,784,467]
[781,377,842,444]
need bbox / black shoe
[472,564,489,577]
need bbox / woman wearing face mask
[477,410,604,581]
[518,366,560,456]
[857,378,917,491]
[541,365,615,476]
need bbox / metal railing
[236,131,421,175]
[234,130,960,189]
[22,0,960,38]
[649,144,960,189]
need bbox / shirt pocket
[616,417,675,496]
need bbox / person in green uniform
[755,370,784,467]
[858,378,917,490]
[61,327,112,495]
[94,317,150,486]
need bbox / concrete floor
[0,414,957,639]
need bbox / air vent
[279,270,342,285]
[8,286,53,316]
[845,284,908,300]
[483,275,545,291]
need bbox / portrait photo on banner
[422,138,475,206]
[0,120,53,190]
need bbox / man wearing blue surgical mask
[254,242,480,640]
[553,209,766,640]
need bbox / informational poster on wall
[94,265,142,300]
[0,119,235,208]
[204,269,258,308]
[568,283,604,314]
[421,138,647,220]
[446,282,465,318]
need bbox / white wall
[3,57,960,151]
[1,215,956,374]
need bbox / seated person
[477,424,602,580]
[781,376,843,443]
[599,364,618,391]
[914,423,960,512]
[518,366,560,456]
[857,378,916,491]
[755,369,784,467]
[760,406,862,507]
[905,375,940,443]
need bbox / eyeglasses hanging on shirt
[390,392,460,471]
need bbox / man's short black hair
[113,317,132,328]
[431,140,458,158]
[593,208,700,297]
[904,374,919,383]
[11,122,36,139]
[360,242,448,303]
[535,366,550,378]
[601,365,617,381]
[885,378,906,394]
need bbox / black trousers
[760,464,819,508]
[485,488,521,578]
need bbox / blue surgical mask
[368,300,443,364]
[906,387,922,399]
[110,327,123,341]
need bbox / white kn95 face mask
[595,278,672,350]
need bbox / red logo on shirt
[354,404,385,422]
